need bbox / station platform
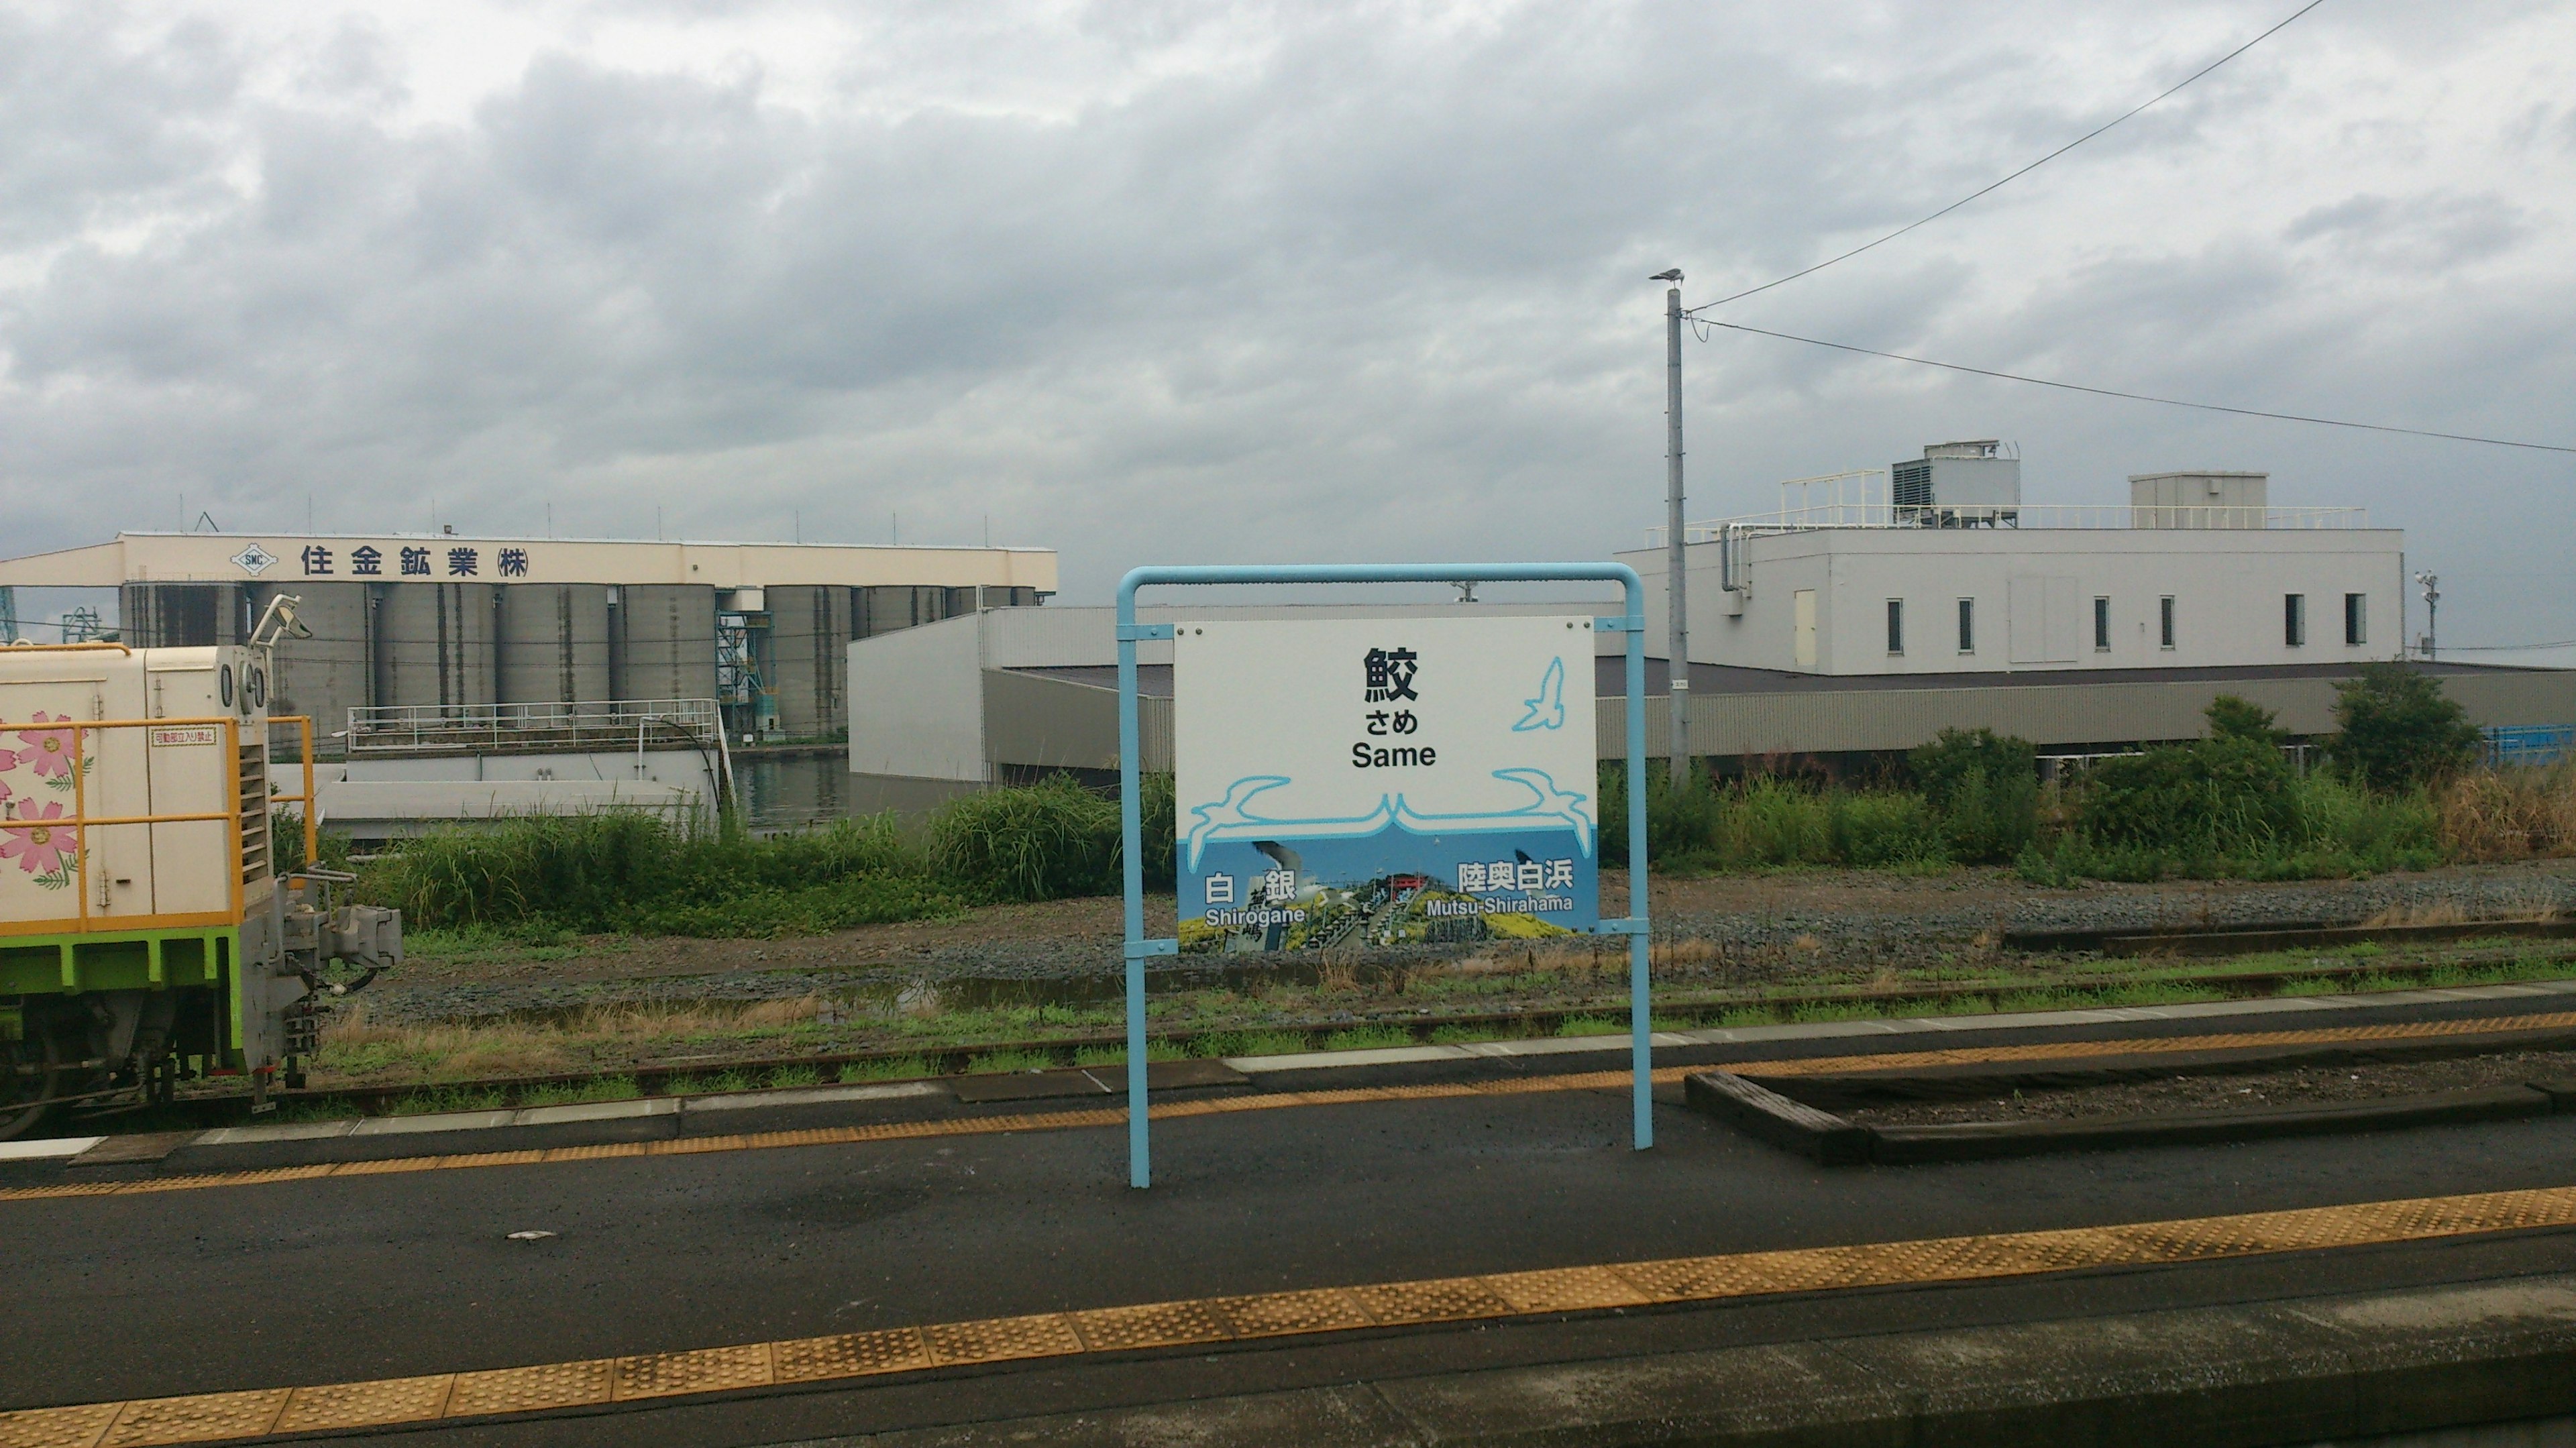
[9,981,2576,1446]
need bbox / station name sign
[1172,616,1599,955]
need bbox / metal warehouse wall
[969,665,2576,774]
[981,669,1171,775]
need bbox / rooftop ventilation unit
[2129,471,2268,529]
[1892,441,2021,527]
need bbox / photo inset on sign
[1172,616,1599,954]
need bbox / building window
[2094,596,2111,653]
[2285,593,2307,648]
[1957,598,1976,654]
[2345,592,2367,646]
[1886,599,1904,655]
[2159,596,2176,649]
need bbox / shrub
[927,774,1121,902]
[1909,728,2038,863]
[1593,760,1723,865]
[2292,771,2439,868]
[2206,694,2288,746]
[1138,771,1177,887]
[1826,791,1947,867]
[358,811,951,936]
[2078,734,2298,857]
[2332,663,2481,790]
[1715,776,1829,867]
[1910,728,2035,806]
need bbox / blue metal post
[1114,562,1654,1184]
[1116,579,1150,1189]
[1624,574,1652,1150]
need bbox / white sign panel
[1173,616,1599,954]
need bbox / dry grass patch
[311,995,837,1085]
[2438,766,2576,862]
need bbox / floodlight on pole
[2415,571,2440,660]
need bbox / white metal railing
[345,698,723,753]
[1648,502,2369,547]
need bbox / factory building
[1619,446,2404,675]
[845,603,2576,810]
[838,449,2571,808]
[0,533,1056,748]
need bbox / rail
[1647,502,2370,546]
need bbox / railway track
[88,930,2564,1125]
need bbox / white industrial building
[833,442,2573,807]
[1619,444,2404,676]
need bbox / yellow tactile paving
[99,1389,288,1445]
[1073,1299,1236,1351]
[1214,1288,1375,1338]
[771,1329,931,1382]
[271,1375,453,1434]
[442,1359,613,1417]
[5,1007,2570,1210]
[0,1403,118,1448]
[921,1313,1087,1365]
[9,1182,2576,1447]
[614,1345,772,1400]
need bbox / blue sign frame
[1118,563,1654,1188]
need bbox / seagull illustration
[1490,768,1596,856]
[1513,657,1566,732]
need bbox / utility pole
[2416,571,2440,659]
[1653,270,1689,783]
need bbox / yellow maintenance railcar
[0,598,398,1137]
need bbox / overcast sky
[2,0,2569,644]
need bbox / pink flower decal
[15,712,80,779]
[0,799,77,879]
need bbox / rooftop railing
[344,698,724,754]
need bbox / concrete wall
[1622,528,2407,675]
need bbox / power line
[1701,319,2576,455]
[1688,0,2327,315]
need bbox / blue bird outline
[1513,656,1566,732]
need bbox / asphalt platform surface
[16,989,2576,1445]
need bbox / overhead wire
[1698,319,2576,455]
[1686,0,2328,315]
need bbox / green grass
[518,1075,639,1107]
[965,1048,1058,1074]
[841,1056,932,1082]
[1189,1030,1313,1059]
[1554,1016,1623,1037]
[766,1064,824,1089]
[384,1086,509,1116]
[1069,1042,1190,1066]
[1320,1025,1413,1052]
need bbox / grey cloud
[0,1,2570,641]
